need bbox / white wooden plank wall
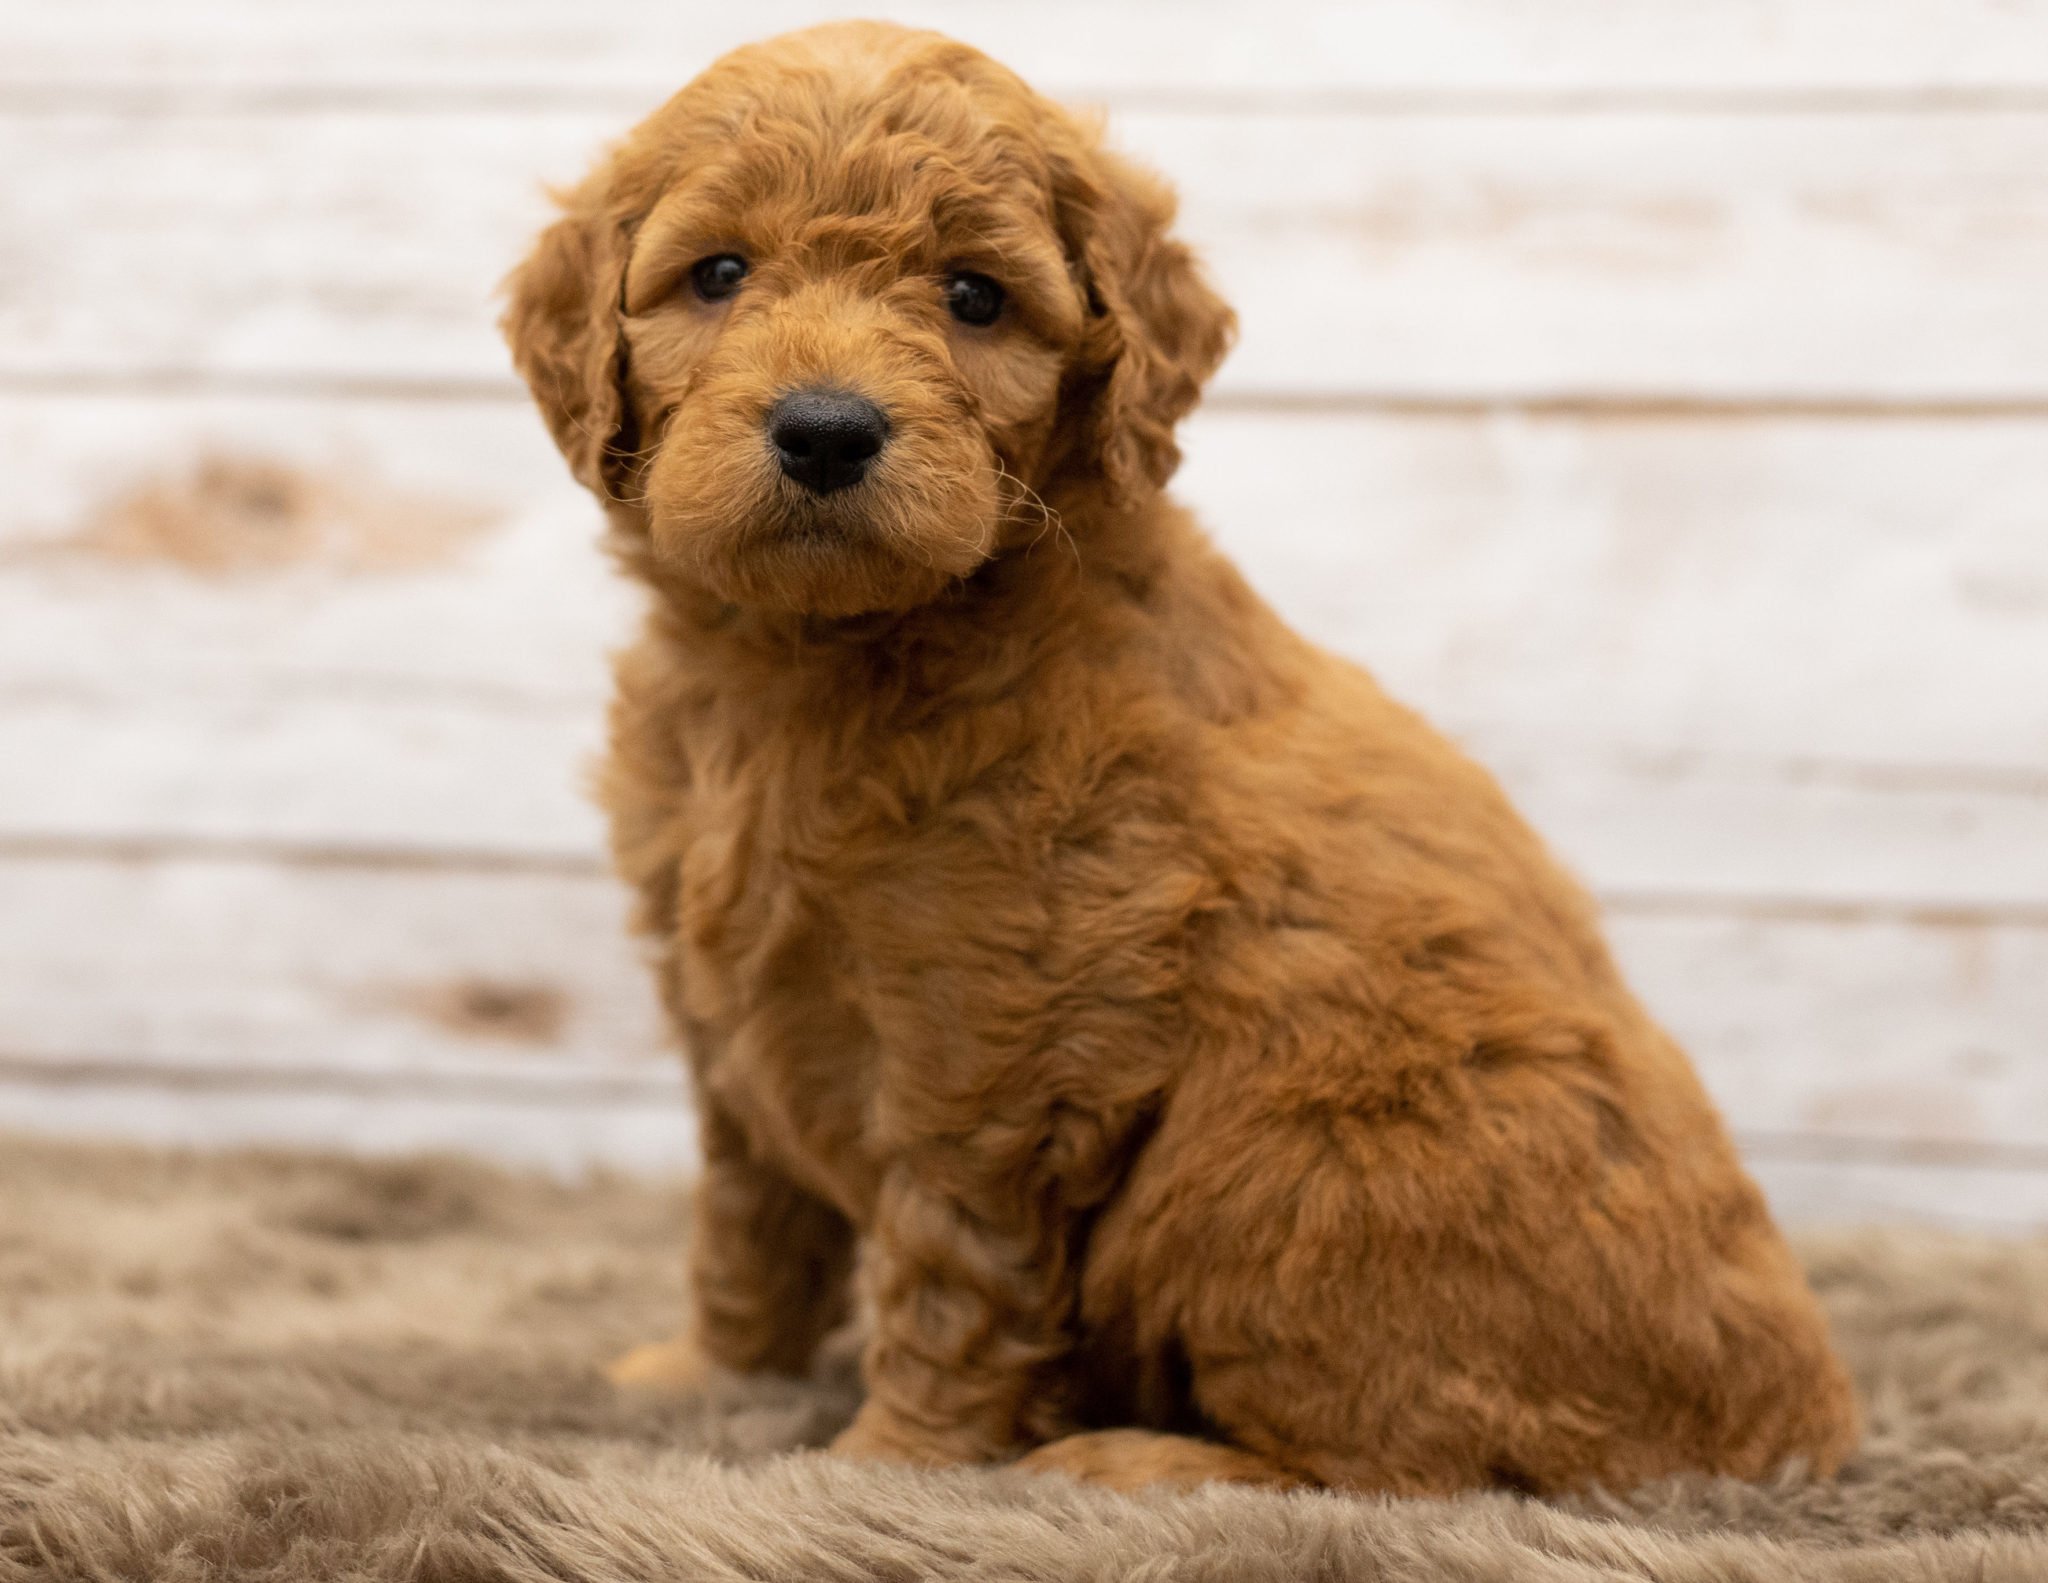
[3,2,2046,1225]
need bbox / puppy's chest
[656,666,1194,1216]
[669,778,889,1220]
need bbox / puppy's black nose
[767,389,888,495]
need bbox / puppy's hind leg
[1015,1429,1310,1493]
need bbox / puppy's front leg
[615,1102,854,1391]
[831,1157,1074,1467]
[691,1103,856,1374]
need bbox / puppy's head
[502,22,1233,617]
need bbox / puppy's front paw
[828,1404,965,1468]
[604,1334,713,1395]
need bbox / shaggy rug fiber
[3,1137,2047,1581]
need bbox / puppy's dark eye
[943,271,1005,326]
[691,253,749,302]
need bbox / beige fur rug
[3,1137,2046,1580]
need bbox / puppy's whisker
[994,459,1077,573]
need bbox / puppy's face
[504,23,1233,617]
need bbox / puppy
[503,21,1859,1494]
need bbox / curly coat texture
[500,21,1859,1494]
[3,1138,2044,1583]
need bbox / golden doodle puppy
[503,21,1859,1495]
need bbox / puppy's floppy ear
[500,179,636,499]
[1057,136,1236,507]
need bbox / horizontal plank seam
[0,675,607,715]
[1598,890,2048,931]
[0,831,612,876]
[0,1051,678,1103]
[5,831,2048,928]
[1585,755,2048,801]
[3,745,2045,814]
[11,371,2048,421]
[6,1053,2047,1172]
[1215,392,2048,421]
[1734,1130,2048,1173]
[9,84,2048,116]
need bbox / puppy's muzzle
[768,389,889,495]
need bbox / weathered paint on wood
[0,1071,698,1178]
[12,1074,2048,1231]
[7,108,2048,399]
[5,3,2042,1223]
[14,1,2048,100]
[0,853,667,1076]
[5,854,2045,1166]
[4,397,2042,907]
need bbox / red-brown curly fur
[502,21,1859,1495]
